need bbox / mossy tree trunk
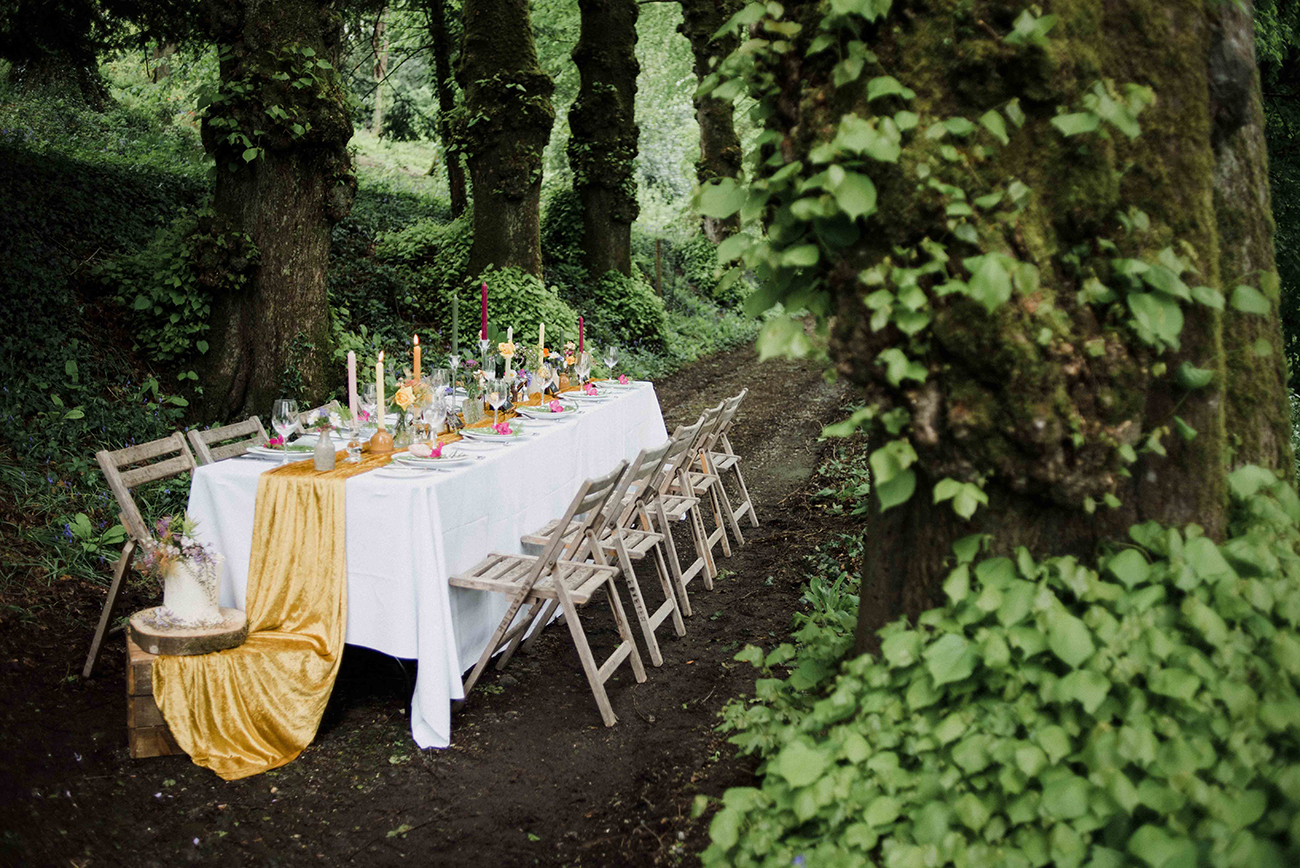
[425,0,467,217]
[371,8,387,136]
[568,0,640,278]
[679,0,743,242]
[197,0,355,420]
[741,0,1291,652]
[457,0,554,277]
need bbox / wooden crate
[126,635,184,759]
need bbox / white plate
[515,406,579,421]
[563,391,612,402]
[460,427,527,442]
[245,446,313,460]
[391,451,476,468]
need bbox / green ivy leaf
[1127,824,1196,868]
[864,795,902,826]
[716,233,752,264]
[833,171,877,220]
[978,109,1009,145]
[1174,362,1213,389]
[965,254,1013,313]
[876,469,915,511]
[1042,773,1092,820]
[698,178,747,219]
[876,348,927,386]
[1106,548,1149,589]
[1051,112,1100,136]
[242,147,260,162]
[866,76,915,101]
[925,633,976,685]
[1127,292,1183,350]
[1055,669,1110,714]
[780,244,820,267]
[772,740,828,787]
[1230,284,1270,314]
[1046,608,1095,668]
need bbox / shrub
[585,271,669,350]
[706,467,1300,867]
[416,266,581,357]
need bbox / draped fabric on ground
[152,453,383,780]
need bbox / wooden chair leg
[83,539,136,679]
[652,543,687,638]
[615,538,663,667]
[497,598,548,670]
[520,599,560,654]
[656,502,692,617]
[690,501,717,588]
[709,485,733,558]
[732,466,759,528]
[602,577,647,684]
[716,479,746,549]
[455,589,532,709]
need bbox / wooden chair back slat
[95,432,196,542]
[188,416,268,465]
[529,461,628,590]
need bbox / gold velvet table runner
[152,453,386,780]
[152,389,581,780]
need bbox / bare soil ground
[0,344,854,867]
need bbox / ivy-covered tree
[707,0,1293,650]
[455,0,554,276]
[568,0,640,277]
[196,0,356,418]
[679,0,742,241]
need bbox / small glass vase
[462,401,484,425]
[393,411,413,448]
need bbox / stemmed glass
[604,345,618,378]
[361,384,378,439]
[488,387,504,426]
[448,354,461,392]
[576,352,592,387]
[272,398,299,464]
[423,399,447,445]
[484,360,499,423]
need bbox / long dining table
[185,382,669,748]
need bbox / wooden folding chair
[666,402,741,570]
[186,416,268,465]
[449,462,646,726]
[83,432,197,678]
[522,440,687,667]
[694,392,750,549]
[708,389,758,529]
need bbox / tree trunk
[426,0,467,217]
[568,0,640,278]
[456,0,554,277]
[1,0,108,109]
[196,0,355,420]
[732,0,1291,651]
[679,0,742,242]
[371,10,387,137]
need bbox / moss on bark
[743,0,1290,649]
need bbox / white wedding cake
[161,556,224,628]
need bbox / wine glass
[271,398,299,464]
[576,352,592,386]
[604,345,618,377]
[488,388,504,426]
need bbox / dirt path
[0,344,853,868]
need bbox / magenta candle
[579,316,584,353]
[480,282,488,339]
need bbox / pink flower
[492,422,512,435]
[547,400,564,413]
[618,374,629,385]
[584,383,598,396]
[431,442,444,458]
[357,409,371,422]
[267,435,284,447]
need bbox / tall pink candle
[347,350,358,420]
[481,282,488,339]
[578,316,584,353]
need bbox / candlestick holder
[366,428,394,454]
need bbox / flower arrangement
[498,340,516,359]
[136,513,216,583]
[310,408,334,432]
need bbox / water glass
[604,345,618,376]
[272,398,299,463]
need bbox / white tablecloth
[185,384,668,748]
